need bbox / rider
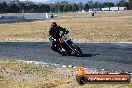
[49,22,69,52]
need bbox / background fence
[0,13,51,23]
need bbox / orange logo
[76,67,131,85]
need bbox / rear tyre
[61,52,67,56]
[58,46,68,56]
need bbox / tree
[84,3,89,11]
[24,1,34,12]
[45,4,50,13]
[109,2,114,7]
[78,2,84,11]
[50,4,56,13]
[102,2,109,7]
[118,0,126,6]
[8,3,20,13]
[17,2,26,13]
[88,1,93,9]
[64,5,68,12]
[128,0,132,9]
[0,0,130,13]
[117,0,129,9]
[59,4,65,12]
[0,3,3,13]
[39,4,50,13]
[72,3,79,12]
[93,2,98,8]
[68,4,72,12]
[31,4,39,13]
[1,2,8,13]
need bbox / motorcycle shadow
[67,54,100,57]
[81,54,100,57]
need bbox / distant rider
[49,22,69,52]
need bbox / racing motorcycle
[49,34,82,57]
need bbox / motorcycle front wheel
[70,44,82,57]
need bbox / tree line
[0,0,131,13]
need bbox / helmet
[51,22,57,27]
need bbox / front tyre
[71,44,82,57]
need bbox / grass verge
[0,60,132,88]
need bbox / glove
[61,30,69,37]
[49,36,53,42]
[65,30,69,34]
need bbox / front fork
[68,45,76,53]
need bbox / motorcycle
[50,34,82,57]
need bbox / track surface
[0,42,132,72]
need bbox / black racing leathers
[49,26,69,39]
[49,26,69,52]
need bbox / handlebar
[60,34,66,38]
[49,33,67,42]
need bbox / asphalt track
[0,42,132,72]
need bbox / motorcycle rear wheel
[58,46,68,56]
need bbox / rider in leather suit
[49,22,69,52]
